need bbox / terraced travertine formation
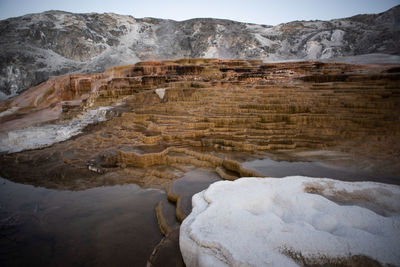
[0,58,400,266]
[2,5,400,99]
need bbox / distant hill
[0,5,399,99]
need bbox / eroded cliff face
[0,5,399,99]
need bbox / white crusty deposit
[180,176,400,267]
[0,107,111,153]
[155,88,166,100]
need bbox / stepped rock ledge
[0,58,399,266]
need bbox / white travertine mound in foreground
[179,176,400,267]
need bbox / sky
[0,0,399,25]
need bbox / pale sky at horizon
[0,0,399,25]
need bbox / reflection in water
[243,157,399,185]
[0,177,164,267]
[169,169,221,220]
[1,153,399,266]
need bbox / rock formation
[0,5,399,99]
[1,58,399,186]
[0,58,399,266]
[180,176,400,266]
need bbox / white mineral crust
[180,176,400,267]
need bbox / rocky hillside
[0,5,399,99]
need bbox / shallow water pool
[0,177,164,267]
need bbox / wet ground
[1,149,399,266]
[0,148,399,267]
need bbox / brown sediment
[282,248,382,267]
[155,198,180,236]
[215,166,238,181]
[166,169,221,222]
[0,58,399,266]
[304,182,398,217]
[146,229,185,267]
[116,147,261,179]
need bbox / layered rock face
[1,5,399,99]
[0,58,399,266]
[1,59,400,186]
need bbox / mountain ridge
[0,5,399,100]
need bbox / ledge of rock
[179,176,400,267]
[0,59,399,190]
